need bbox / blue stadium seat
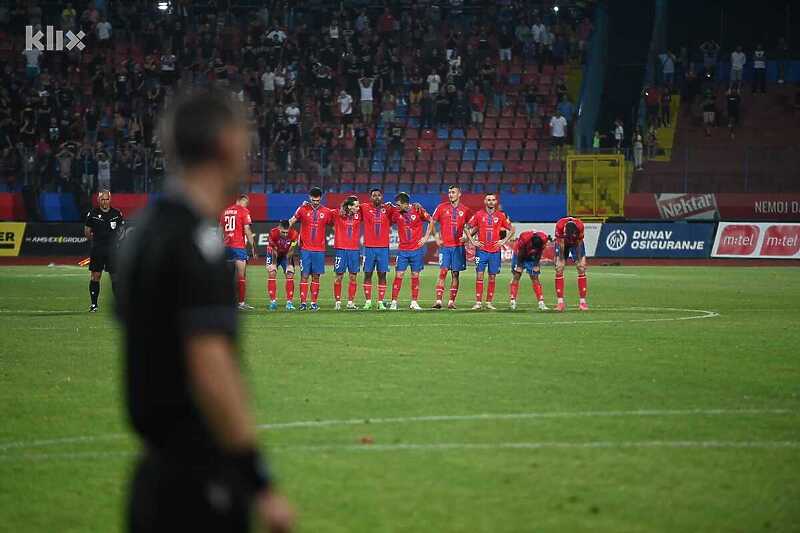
[449,140,463,151]
[475,161,489,173]
[451,129,465,139]
[509,74,521,85]
[489,161,504,172]
[462,149,476,161]
[371,161,385,173]
[407,117,420,128]
[464,139,478,151]
[437,128,450,140]
[477,150,491,161]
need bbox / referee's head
[160,89,249,207]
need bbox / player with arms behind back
[426,185,472,309]
[554,216,588,311]
[389,192,430,311]
[288,187,331,311]
[465,193,514,310]
[84,189,124,312]
[331,196,362,310]
[266,220,299,311]
[510,230,550,311]
[359,188,393,310]
[220,194,257,310]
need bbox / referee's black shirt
[115,193,237,460]
[85,207,124,249]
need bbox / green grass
[1,264,799,532]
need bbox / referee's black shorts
[128,452,250,533]
[89,246,114,273]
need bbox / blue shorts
[475,249,502,274]
[363,247,390,273]
[266,253,294,272]
[555,241,586,262]
[396,248,425,273]
[439,245,467,272]
[511,253,541,275]
[225,247,248,262]
[299,249,325,275]
[335,249,361,274]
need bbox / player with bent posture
[554,216,589,312]
[427,185,472,309]
[510,230,550,311]
[465,193,514,310]
[266,220,299,311]
[220,194,257,310]
[389,192,430,311]
[84,189,124,312]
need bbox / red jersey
[555,217,585,246]
[432,202,472,247]
[220,204,252,249]
[391,206,430,251]
[514,230,549,260]
[268,227,299,255]
[293,204,335,252]
[468,209,513,253]
[360,202,393,248]
[332,210,362,250]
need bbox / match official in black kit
[115,90,294,532]
[84,190,123,312]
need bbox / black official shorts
[89,247,114,273]
[129,453,250,533]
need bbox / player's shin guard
[555,273,565,300]
[300,281,308,303]
[311,281,320,303]
[286,278,295,301]
[533,278,544,301]
[411,276,420,301]
[449,281,459,303]
[509,281,519,300]
[577,273,588,300]
[237,276,246,304]
[89,280,100,306]
[333,278,342,301]
[267,276,277,301]
[435,268,447,301]
[348,279,357,301]
[378,283,387,302]
[391,277,403,300]
[487,278,496,302]
[363,282,372,301]
[475,279,484,302]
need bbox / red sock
[300,281,308,303]
[555,274,565,299]
[286,278,295,301]
[267,277,277,301]
[435,268,448,301]
[578,273,588,299]
[348,279,357,301]
[533,279,543,301]
[392,277,403,300]
[363,282,372,300]
[475,279,484,302]
[334,278,342,301]
[378,283,387,301]
[487,278,496,302]
[450,281,459,302]
[238,276,246,304]
[311,281,320,303]
[411,276,420,300]
[510,281,519,300]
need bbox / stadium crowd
[0,0,596,208]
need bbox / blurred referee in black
[84,190,123,312]
[115,90,294,532]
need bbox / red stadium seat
[496,129,510,139]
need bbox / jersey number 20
[224,215,236,232]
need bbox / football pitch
[1,264,799,532]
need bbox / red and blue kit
[469,209,512,274]
[332,210,362,274]
[432,202,472,271]
[266,227,299,272]
[554,216,586,261]
[392,206,430,272]
[294,204,335,274]
[220,204,252,262]
[512,230,548,274]
[360,202,394,273]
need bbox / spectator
[435,91,450,126]
[646,125,658,159]
[549,111,568,159]
[498,29,513,63]
[659,50,676,86]
[380,91,396,125]
[592,130,602,154]
[334,90,354,141]
[359,75,375,120]
[613,119,624,153]
[96,16,113,54]
[353,120,371,171]
[451,91,470,129]
[420,91,435,129]
[22,44,42,80]
[730,46,746,88]
[409,67,424,105]
[632,128,644,171]
[660,88,672,127]
[387,120,405,161]
[702,89,716,137]
[470,86,486,125]
[753,44,767,94]
[492,74,506,111]
[426,70,441,96]
[314,131,333,182]
[96,151,111,191]
[285,100,301,146]
[644,85,660,128]
[726,87,741,139]
[523,84,538,123]
[699,40,720,79]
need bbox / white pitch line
[2,440,799,463]
[2,408,790,454]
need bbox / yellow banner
[0,222,26,257]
